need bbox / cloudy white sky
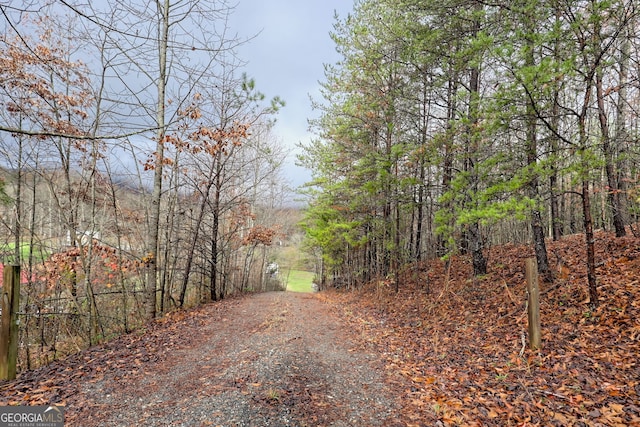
[229,1,355,189]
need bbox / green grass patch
[284,269,314,293]
[0,242,49,263]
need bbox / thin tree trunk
[467,18,486,276]
[414,73,431,261]
[524,17,552,280]
[415,164,425,260]
[86,140,105,344]
[582,179,598,307]
[14,129,23,263]
[596,68,625,237]
[209,169,222,301]
[615,34,631,231]
[394,165,401,292]
[437,73,457,257]
[579,83,598,307]
[179,172,216,306]
[146,0,170,320]
[549,156,562,240]
[549,5,563,241]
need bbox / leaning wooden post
[525,258,541,350]
[0,264,20,380]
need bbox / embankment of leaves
[322,231,640,426]
[0,297,242,424]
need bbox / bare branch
[0,125,159,140]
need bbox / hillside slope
[323,230,640,426]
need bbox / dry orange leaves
[323,230,640,426]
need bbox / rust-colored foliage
[39,242,142,294]
[0,18,93,139]
[242,225,280,246]
[322,230,640,426]
[142,93,250,172]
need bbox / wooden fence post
[0,264,20,380]
[525,258,541,350]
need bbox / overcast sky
[229,0,355,190]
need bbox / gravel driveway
[53,291,405,426]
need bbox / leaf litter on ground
[320,230,640,426]
[1,230,639,426]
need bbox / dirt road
[3,292,404,426]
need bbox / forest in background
[0,1,297,370]
[300,0,640,304]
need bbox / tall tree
[521,0,552,280]
[304,0,640,297]
[62,0,246,318]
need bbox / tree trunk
[549,4,563,241]
[614,33,631,234]
[469,222,486,276]
[549,166,562,240]
[437,72,457,257]
[414,164,425,261]
[209,170,222,301]
[146,0,170,320]
[414,72,430,261]
[467,20,486,276]
[582,180,598,307]
[596,68,625,237]
[14,131,23,263]
[179,170,217,307]
[524,21,552,280]
[579,75,598,307]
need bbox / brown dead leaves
[0,299,236,424]
[323,230,640,426]
[0,22,93,139]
